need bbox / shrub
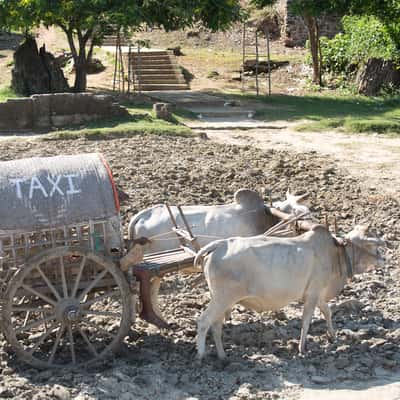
[321,16,400,74]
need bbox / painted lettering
[9,178,25,199]
[47,175,64,197]
[65,174,81,195]
[29,176,48,199]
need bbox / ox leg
[150,277,163,318]
[197,301,227,360]
[211,318,226,360]
[299,295,318,354]
[318,301,335,338]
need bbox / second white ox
[194,225,385,359]
[128,188,309,254]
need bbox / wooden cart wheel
[2,247,133,369]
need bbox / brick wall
[279,0,342,46]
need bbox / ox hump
[234,189,264,208]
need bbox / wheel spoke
[21,284,57,306]
[81,318,118,340]
[60,257,68,298]
[81,310,121,318]
[77,269,108,302]
[15,314,56,334]
[11,306,53,313]
[67,325,76,364]
[28,321,60,355]
[35,265,61,301]
[48,324,65,366]
[23,311,31,327]
[77,326,98,357]
[71,256,86,298]
[81,289,120,307]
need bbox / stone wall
[0,93,128,132]
[279,0,342,46]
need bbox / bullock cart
[0,153,294,368]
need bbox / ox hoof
[195,354,205,365]
[327,332,336,342]
[215,357,229,369]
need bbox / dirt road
[201,124,400,198]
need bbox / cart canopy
[0,153,120,232]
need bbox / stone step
[130,51,170,56]
[132,65,180,71]
[131,55,172,61]
[139,83,189,91]
[184,107,255,118]
[131,60,177,66]
[135,72,180,78]
[139,77,186,84]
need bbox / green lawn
[46,102,193,140]
[0,89,193,139]
[214,91,400,135]
[0,86,18,102]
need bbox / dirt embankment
[0,135,398,400]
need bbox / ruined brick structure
[278,0,342,46]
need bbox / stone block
[32,94,51,128]
[0,98,34,130]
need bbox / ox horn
[295,192,309,202]
[366,237,386,246]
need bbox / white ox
[128,188,309,254]
[194,225,385,359]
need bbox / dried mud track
[0,134,398,400]
[202,124,400,198]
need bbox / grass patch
[44,103,193,140]
[212,91,400,135]
[0,86,18,102]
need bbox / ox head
[272,190,310,216]
[345,225,385,274]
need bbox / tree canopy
[347,0,400,50]
[0,0,243,91]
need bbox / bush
[321,16,400,74]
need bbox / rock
[167,46,183,56]
[187,31,200,38]
[153,103,172,121]
[207,71,219,79]
[236,383,252,398]
[0,386,14,398]
[50,385,71,400]
[86,58,105,74]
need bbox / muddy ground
[0,134,399,399]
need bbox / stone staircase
[129,50,189,91]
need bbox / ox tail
[194,239,225,270]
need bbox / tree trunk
[304,15,321,86]
[357,58,400,96]
[74,60,87,92]
[63,27,89,92]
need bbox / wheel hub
[55,298,82,323]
